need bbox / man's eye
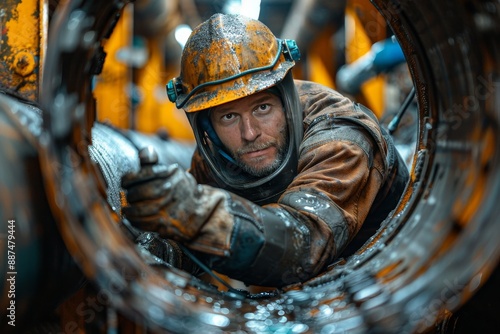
[257,104,270,112]
[222,113,234,121]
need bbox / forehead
[211,91,281,114]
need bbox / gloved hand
[121,146,228,245]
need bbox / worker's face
[210,91,288,177]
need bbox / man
[121,13,409,288]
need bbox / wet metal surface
[1,0,499,333]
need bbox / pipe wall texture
[1,0,499,333]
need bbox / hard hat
[166,13,300,112]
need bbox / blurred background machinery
[1,0,499,333]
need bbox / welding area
[1,0,499,333]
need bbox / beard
[232,125,288,178]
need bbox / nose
[240,115,260,142]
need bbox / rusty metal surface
[0,0,44,103]
[0,0,499,333]
[0,93,84,332]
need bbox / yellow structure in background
[305,28,337,89]
[0,0,44,103]
[344,0,387,118]
[93,4,194,140]
[134,38,194,140]
[93,5,133,129]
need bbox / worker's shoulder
[293,79,345,99]
[294,79,354,123]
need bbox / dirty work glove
[121,146,233,250]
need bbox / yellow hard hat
[166,13,300,112]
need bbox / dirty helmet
[166,13,302,204]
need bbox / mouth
[242,147,273,159]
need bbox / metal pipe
[2,0,498,332]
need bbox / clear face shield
[188,73,303,204]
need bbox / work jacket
[188,80,409,287]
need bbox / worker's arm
[122,124,383,287]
